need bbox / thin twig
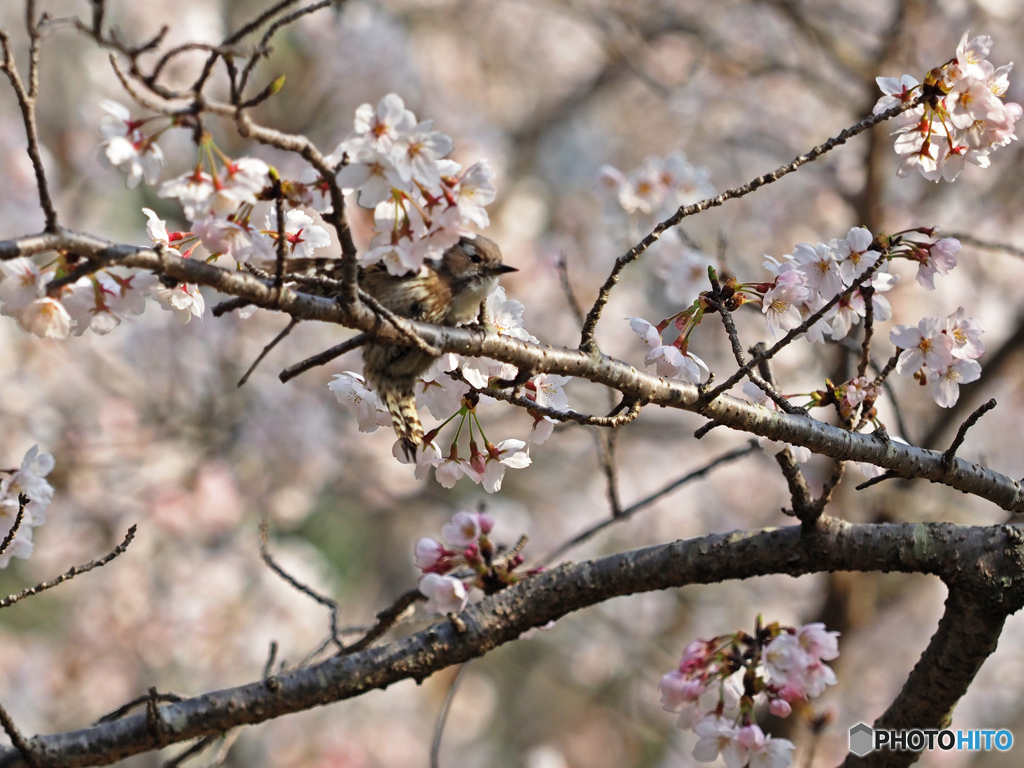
[541,441,759,563]
[212,296,253,317]
[449,370,645,428]
[340,588,424,655]
[96,691,184,725]
[238,1,333,97]
[263,642,279,679]
[941,399,997,474]
[942,232,1024,261]
[238,317,300,387]
[199,729,241,768]
[811,460,846,517]
[774,449,815,521]
[0,525,136,610]
[0,21,58,230]
[855,470,897,491]
[577,97,922,351]
[0,698,37,768]
[596,431,623,517]
[258,520,342,652]
[278,334,368,382]
[430,664,469,768]
[555,252,585,328]
[748,344,815,521]
[857,284,875,379]
[162,735,217,768]
[711,286,800,413]
[0,495,27,558]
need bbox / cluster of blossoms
[757,228,962,341]
[0,97,332,337]
[96,93,538,474]
[334,93,497,276]
[597,151,714,221]
[414,510,527,614]
[0,251,204,338]
[98,100,166,188]
[814,376,883,424]
[332,286,565,489]
[597,152,716,305]
[890,307,984,407]
[756,227,899,342]
[875,32,1019,181]
[659,620,839,768]
[628,225,979,413]
[0,446,56,568]
[628,316,710,385]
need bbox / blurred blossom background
[0,0,1023,766]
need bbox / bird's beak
[494,264,518,274]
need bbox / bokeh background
[1,0,1024,766]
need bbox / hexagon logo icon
[849,723,874,757]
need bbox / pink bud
[769,698,792,718]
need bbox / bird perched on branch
[360,235,517,459]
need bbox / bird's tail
[380,383,424,461]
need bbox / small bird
[360,235,517,459]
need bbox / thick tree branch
[1,519,1022,767]
[1,229,1021,511]
[841,581,1020,768]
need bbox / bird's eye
[469,252,482,264]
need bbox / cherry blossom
[598,151,713,219]
[915,237,960,289]
[764,626,839,701]
[0,446,56,568]
[344,92,416,154]
[627,317,709,383]
[693,716,747,768]
[873,74,919,113]
[259,209,332,263]
[945,306,985,360]
[97,101,165,188]
[450,161,497,229]
[328,372,392,432]
[413,537,452,572]
[418,573,468,615]
[529,374,570,410]
[889,306,986,406]
[891,316,954,375]
[656,235,715,304]
[761,274,808,337]
[20,297,71,339]
[413,509,526,615]
[928,358,981,408]
[481,439,532,494]
[337,148,397,208]
[152,282,205,323]
[442,511,489,547]
[0,257,45,317]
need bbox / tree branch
[840,582,1020,768]
[1,229,1021,512]
[1,518,1022,767]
